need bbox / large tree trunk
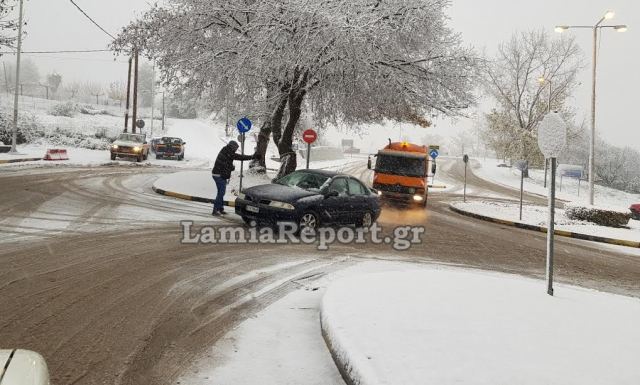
[276,89,307,178]
[249,121,271,172]
[249,81,288,173]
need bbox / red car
[630,204,640,220]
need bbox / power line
[68,0,116,40]
[0,49,112,54]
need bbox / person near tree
[211,141,257,215]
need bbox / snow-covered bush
[50,101,78,117]
[0,110,44,144]
[42,127,112,150]
[565,204,631,228]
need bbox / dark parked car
[235,169,381,230]
[155,137,186,160]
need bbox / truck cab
[368,142,434,207]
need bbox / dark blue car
[235,169,381,230]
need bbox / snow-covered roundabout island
[321,267,640,385]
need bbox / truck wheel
[156,154,161,160]
[143,151,148,161]
[137,154,143,162]
[110,153,116,161]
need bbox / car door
[346,178,368,223]
[320,177,350,224]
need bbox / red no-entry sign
[302,129,317,144]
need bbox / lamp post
[538,77,552,188]
[555,10,628,205]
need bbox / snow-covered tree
[480,30,583,169]
[63,81,81,99]
[82,82,104,105]
[0,0,18,50]
[46,72,62,96]
[107,81,127,107]
[114,0,476,176]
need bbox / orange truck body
[371,142,432,206]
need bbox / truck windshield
[375,154,426,177]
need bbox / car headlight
[269,200,295,210]
[413,194,424,202]
[112,144,118,150]
[133,146,141,152]
[408,187,416,194]
[238,192,246,200]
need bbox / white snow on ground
[451,200,640,242]
[177,287,344,385]
[472,158,639,210]
[321,265,640,385]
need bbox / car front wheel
[299,212,319,232]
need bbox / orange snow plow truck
[367,141,436,207]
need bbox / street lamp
[555,10,628,205]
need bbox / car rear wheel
[299,212,319,232]
[357,211,373,228]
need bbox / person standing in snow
[211,141,257,215]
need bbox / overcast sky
[4,0,639,149]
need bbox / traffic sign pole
[239,132,245,192]
[537,112,566,297]
[236,117,253,193]
[302,129,317,169]
[546,158,556,296]
[463,154,469,203]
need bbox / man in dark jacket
[211,141,256,215]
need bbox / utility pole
[2,62,9,94]
[132,49,139,134]
[161,91,165,131]
[150,62,155,137]
[9,0,24,154]
[124,55,133,132]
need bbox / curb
[0,157,43,164]
[151,185,236,207]
[449,203,640,248]
[320,312,359,385]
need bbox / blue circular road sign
[429,149,439,159]
[236,117,252,133]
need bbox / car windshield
[117,134,144,143]
[375,154,426,177]
[162,137,182,144]
[274,171,331,192]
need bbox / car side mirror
[325,190,339,198]
[143,141,148,144]
[367,157,372,170]
[183,142,187,145]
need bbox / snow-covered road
[3,160,640,385]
